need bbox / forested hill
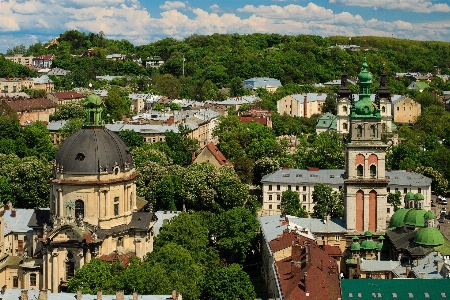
[3,31,450,94]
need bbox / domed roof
[414,227,444,247]
[364,230,373,237]
[350,242,361,251]
[404,209,427,227]
[405,191,415,200]
[389,208,412,228]
[414,193,424,201]
[86,94,102,105]
[55,127,134,175]
[354,98,378,116]
[361,239,377,250]
[357,56,373,83]
[424,210,434,220]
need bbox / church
[0,94,156,292]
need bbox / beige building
[0,78,35,93]
[5,54,35,66]
[4,97,57,125]
[48,91,85,105]
[392,96,421,124]
[193,142,232,168]
[277,93,327,117]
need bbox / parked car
[439,216,446,223]
[441,207,447,215]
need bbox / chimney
[303,272,308,293]
[282,166,289,170]
[303,96,308,118]
[406,264,411,277]
[38,290,48,300]
[406,169,412,172]
[1,285,6,295]
[438,260,444,273]
[292,242,302,262]
[97,290,103,300]
[76,290,82,300]
[21,290,28,300]
[11,209,16,217]
[116,290,124,300]
[172,289,177,300]
[133,291,138,300]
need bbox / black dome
[55,126,134,175]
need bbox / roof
[242,77,282,89]
[261,168,432,187]
[360,260,400,272]
[4,209,36,234]
[27,208,50,228]
[4,97,57,112]
[198,142,233,166]
[316,112,337,130]
[153,211,181,236]
[341,278,450,300]
[0,290,171,300]
[51,91,84,100]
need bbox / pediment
[49,225,83,243]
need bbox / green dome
[357,56,373,83]
[378,236,385,241]
[405,191,415,200]
[350,242,361,251]
[424,210,434,220]
[414,193,425,201]
[361,239,377,250]
[404,209,427,227]
[376,243,383,251]
[354,98,378,116]
[352,236,359,241]
[414,228,444,246]
[364,230,373,237]
[389,208,412,228]
[86,94,102,105]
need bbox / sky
[0,0,449,54]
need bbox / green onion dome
[364,230,373,237]
[405,191,415,201]
[404,209,427,227]
[389,208,412,229]
[424,210,434,220]
[361,239,377,250]
[414,228,444,247]
[350,241,361,251]
[414,193,425,201]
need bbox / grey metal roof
[411,252,447,279]
[47,120,67,131]
[242,77,282,88]
[259,214,347,243]
[261,168,431,187]
[0,290,171,300]
[4,209,36,234]
[360,260,400,272]
[153,211,181,236]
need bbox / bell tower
[344,54,389,233]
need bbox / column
[51,249,59,293]
[57,189,63,217]
[42,249,48,290]
[364,190,370,231]
[132,184,137,211]
[98,190,103,220]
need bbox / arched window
[343,106,347,113]
[75,200,84,218]
[66,261,75,280]
[370,165,377,178]
[30,273,36,286]
[357,165,364,177]
[357,125,362,137]
[382,106,386,113]
[343,123,348,130]
[370,125,376,137]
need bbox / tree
[213,207,258,263]
[311,183,344,219]
[253,157,280,185]
[233,157,255,184]
[154,74,181,99]
[387,191,402,212]
[414,91,441,108]
[67,258,113,294]
[306,131,345,169]
[321,93,337,115]
[50,101,86,121]
[281,190,308,217]
[200,264,256,300]
[22,121,56,161]
[415,166,448,196]
[104,87,129,122]
[59,118,84,139]
[118,129,144,148]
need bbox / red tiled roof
[323,244,343,257]
[204,142,233,166]
[51,91,84,100]
[4,97,57,112]
[272,231,341,300]
[239,116,268,126]
[99,251,136,266]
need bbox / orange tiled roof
[4,97,57,112]
[51,91,84,100]
[205,142,233,166]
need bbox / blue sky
[0,0,449,54]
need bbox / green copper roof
[414,227,444,246]
[378,236,385,241]
[389,208,412,229]
[357,55,373,83]
[405,191,415,200]
[84,93,104,126]
[315,112,337,130]
[350,242,361,251]
[424,210,434,220]
[414,193,424,201]
[364,230,373,237]
[86,93,102,105]
[404,209,427,227]
[352,236,359,241]
[360,239,377,250]
[376,242,383,251]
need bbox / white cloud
[331,0,450,13]
[159,1,187,11]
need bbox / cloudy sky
[0,0,449,53]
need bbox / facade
[407,81,429,92]
[4,97,57,125]
[0,78,35,93]
[48,91,85,105]
[0,94,157,292]
[277,93,327,117]
[193,142,233,167]
[392,96,421,124]
[242,77,282,93]
[5,54,35,66]
[33,55,56,68]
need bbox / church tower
[344,54,389,233]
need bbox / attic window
[441,293,447,298]
[330,175,335,178]
[408,293,413,298]
[349,293,353,298]
[392,293,398,298]
[296,174,302,177]
[75,153,85,161]
[424,293,430,298]
[358,293,362,298]
[282,173,290,177]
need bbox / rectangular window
[114,197,119,216]
[296,186,299,191]
[269,195,272,201]
[288,185,291,190]
[30,273,36,286]
[395,188,398,192]
[303,195,307,202]
[339,186,342,190]
[269,204,272,209]
[13,276,18,288]
[18,240,23,252]
[303,186,306,191]
[277,205,280,210]
[269,185,272,191]
[335,235,340,241]
[418,187,421,193]
[387,208,391,214]
[303,205,306,210]
[277,185,280,191]
[321,235,325,240]
[387,187,390,193]
[404,188,407,194]
[277,194,281,201]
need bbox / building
[33,75,55,94]
[145,56,165,68]
[0,94,157,292]
[0,78,35,93]
[277,93,327,117]
[5,54,35,67]
[242,77,282,93]
[392,96,421,124]
[315,112,336,133]
[33,55,56,69]
[48,91,85,105]
[193,142,233,168]
[2,96,57,125]
[407,81,429,92]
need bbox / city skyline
[0,0,449,53]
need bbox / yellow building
[277,93,327,118]
[392,96,421,124]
